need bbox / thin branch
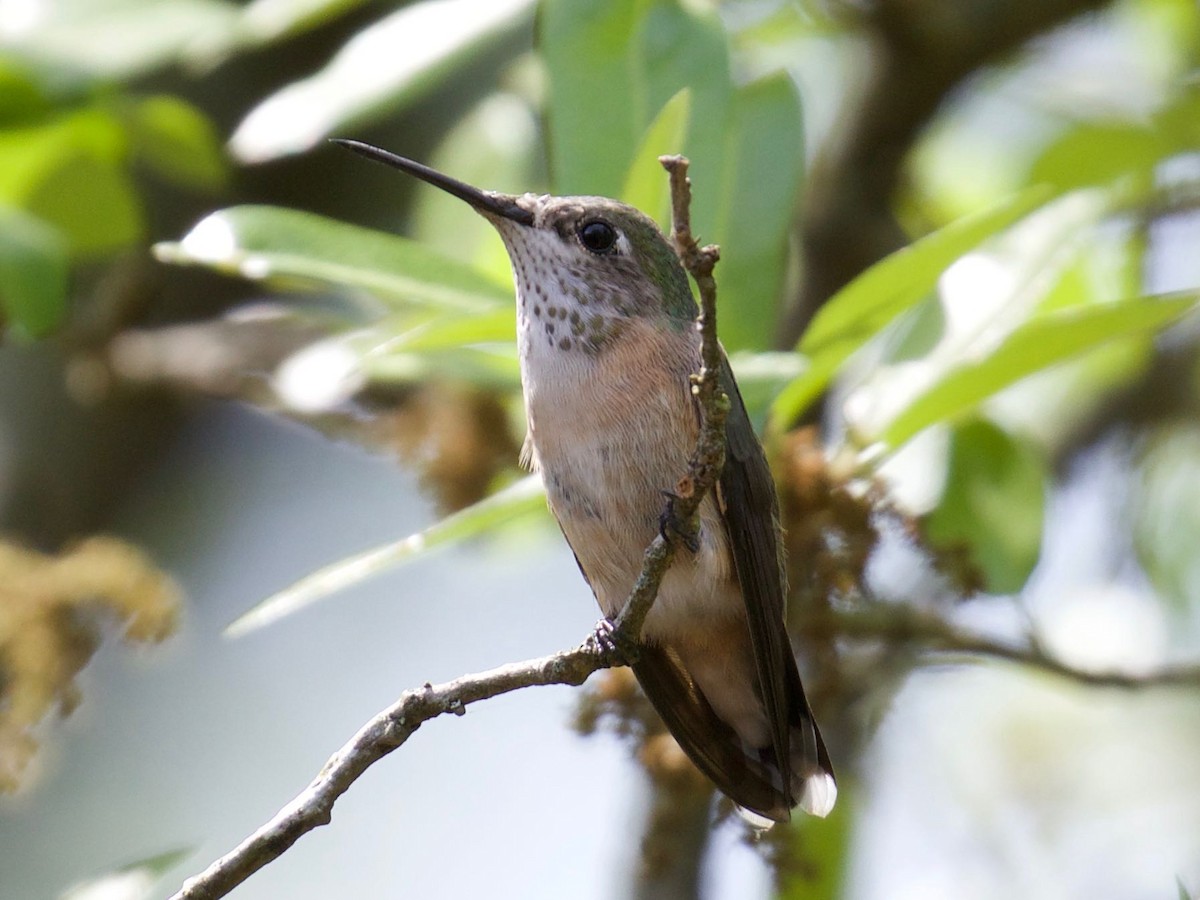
[169,157,728,900]
[799,605,1200,690]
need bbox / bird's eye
[578,220,617,254]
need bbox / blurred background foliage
[1,0,1200,898]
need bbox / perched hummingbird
[336,139,836,823]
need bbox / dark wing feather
[717,355,833,798]
[632,646,792,821]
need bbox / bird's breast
[518,317,740,638]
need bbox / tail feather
[632,643,834,823]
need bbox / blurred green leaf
[226,474,546,636]
[227,0,536,163]
[770,188,1052,427]
[155,205,511,311]
[363,346,521,390]
[24,149,143,256]
[878,292,1199,450]
[6,0,239,80]
[778,785,851,900]
[0,206,69,338]
[1029,122,1166,194]
[620,88,692,229]
[0,62,52,126]
[125,95,227,190]
[0,106,142,256]
[364,307,517,353]
[924,419,1045,595]
[542,0,732,211]
[540,0,642,195]
[712,71,804,350]
[632,0,732,233]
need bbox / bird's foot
[588,617,641,665]
[658,489,701,553]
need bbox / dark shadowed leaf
[0,207,69,338]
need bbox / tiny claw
[589,617,640,664]
[658,490,701,553]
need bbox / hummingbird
[335,139,836,823]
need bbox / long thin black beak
[332,139,534,226]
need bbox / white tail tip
[799,772,838,818]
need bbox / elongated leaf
[541,0,732,210]
[879,292,1199,449]
[154,205,511,310]
[771,188,1052,426]
[713,71,804,350]
[924,419,1045,595]
[189,0,374,65]
[228,0,535,162]
[620,89,692,228]
[0,207,69,338]
[540,0,641,195]
[226,475,547,636]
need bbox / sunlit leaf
[924,419,1045,595]
[1029,122,1165,194]
[878,292,1198,450]
[713,71,804,350]
[770,188,1052,426]
[226,475,546,636]
[620,89,692,229]
[154,205,511,311]
[0,206,69,338]
[228,0,536,162]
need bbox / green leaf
[924,419,1045,595]
[154,205,511,311]
[125,95,227,190]
[620,89,692,229]
[778,784,851,900]
[0,207,69,338]
[541,0,733,208]
[540,0,641,195]
[712,71,804,350]
[631,1,732,233]
[24,149,143,256]
[770,187,1052,427]
[227,0,536,163]
[878,292,1198,450]
[0,106,143,256]
[226,475,546,636]
[1029,122,1166,194]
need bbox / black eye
[578,220,617,254]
